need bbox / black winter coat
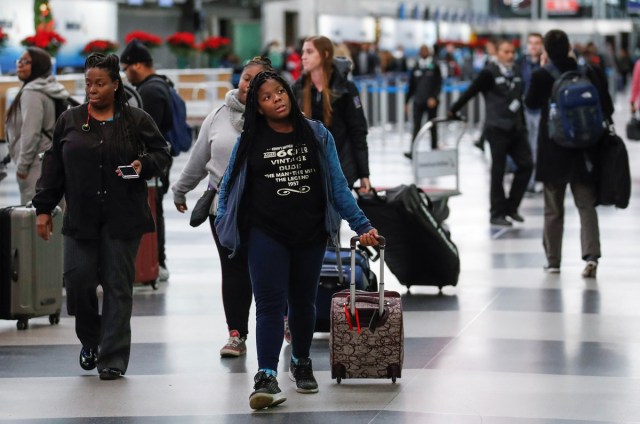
[524,58,614,184]
[293,61,370,187]
[33,104,172,239]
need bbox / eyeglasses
[16,59,32,66]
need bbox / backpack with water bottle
[546,64,606,149]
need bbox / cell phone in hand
[118,165,139,179]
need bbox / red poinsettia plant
[81,39,118,56]
[21,29,66,56]
[166,32,197,55]
[199,36,231,55]
[0,27,8,49]
[125,31,162,49]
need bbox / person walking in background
[630,55,640,113]
[294,35,372,193]
[4,47,70,204]
[616,47,633,91]
[404,44,442,159]
[517,33,544,193]
[171,57,273,358]
[352,42,380,77]
[449,40,533,227]
[524,30,613,279]
[120,40,174,282]
[214,71,379,410]
[32,53,171,380]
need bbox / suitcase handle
[350,235,385,316]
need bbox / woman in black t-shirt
[215,71,379,410]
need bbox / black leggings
[209,216,253,338]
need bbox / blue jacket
[214,118,373,257]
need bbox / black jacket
[406,58,442,106]
[524,58,614,183]
[293,60,370,187]
[33,104,172,239]
[137,74,173,138]
[450,63,525,131]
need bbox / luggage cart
[410,116,466,222]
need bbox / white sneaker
[158,266,169,282]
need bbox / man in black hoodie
[524,29,613,279]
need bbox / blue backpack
[546,64,605,149]
[154,76,193,156]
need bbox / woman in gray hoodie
[5,47,70,204]
[172,57,272,358]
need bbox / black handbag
[625,115,640,141]
[189,189,217,227]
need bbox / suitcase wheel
[17,319,28,330]
[332,363,346,384]
[387,364,401,383]
[49,313,60,325]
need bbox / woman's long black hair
[227,71,318,189]
[84,53,139,163]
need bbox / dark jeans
[411,102,438,150]
[64,225,140,373]
[247,227,325,372]
[209,216,253,338]
[485,126,533,219]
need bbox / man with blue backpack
[525,30,614,279]
[121,40,194,282]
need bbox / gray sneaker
[249,371,286,410]
[582,261,598,279]
[220,330,247,357]
[289,358,319,393]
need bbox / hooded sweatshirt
[172,89,245,209]
[5,75,70,175]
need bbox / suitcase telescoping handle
[349,235,385,317]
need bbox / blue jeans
[247,227,325,372]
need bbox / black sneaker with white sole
[289,358,319,393]
[249,371,286,410]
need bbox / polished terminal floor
[1,96,639,424]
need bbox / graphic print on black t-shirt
[248,125,325,245]
[263,143,316,195]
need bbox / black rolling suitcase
[0,205,63,329]
[357,184,459,289]
[315,244,377,332]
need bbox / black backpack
[148,75,193,157]
[42,95,81,140]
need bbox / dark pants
[64,225,141,373]
[209,216,253,338]
[411,102,438,150]
[484,126,533,219]
[247,227,325,372]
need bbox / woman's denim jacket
[214,118,373,257]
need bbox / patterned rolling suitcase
[0,205,63,330]
[330,235,404,383]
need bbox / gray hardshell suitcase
[0,205,63,330]
[329,236,404,383]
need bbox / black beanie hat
[120,40,153,65]
[544,30,570,63]
[25,47,52,83]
